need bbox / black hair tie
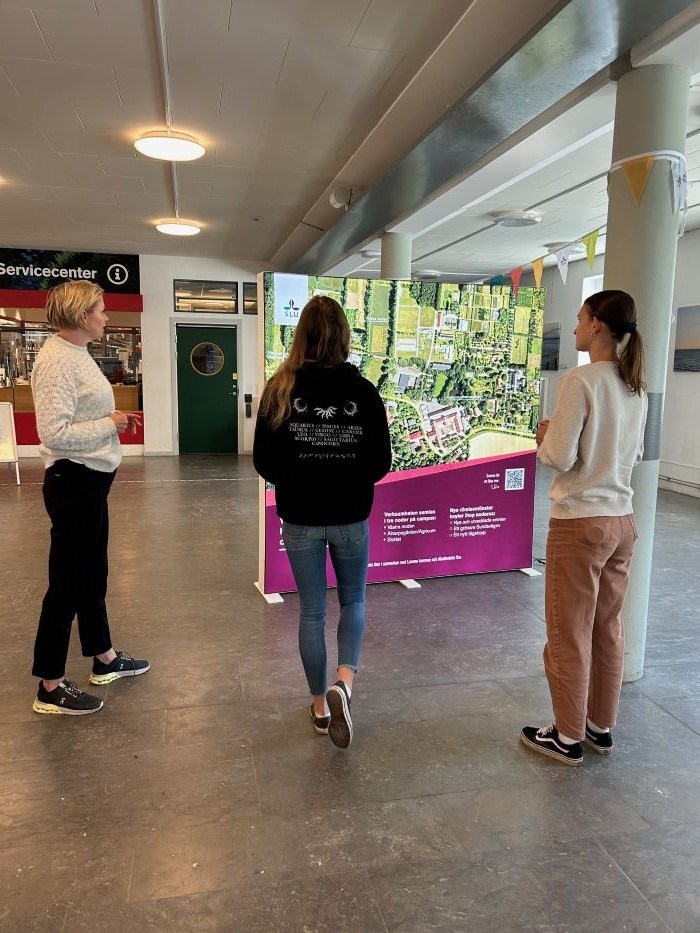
[625,321,637,334]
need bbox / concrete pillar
[603,64,690,681]
[380,232,412,280]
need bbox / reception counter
[1,383,143,448]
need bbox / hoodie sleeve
[253,411,280,484]
[364,382,392,483]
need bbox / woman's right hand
[109,410,130,433]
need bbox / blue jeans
[282,520,370,697]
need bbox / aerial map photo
[263,273,545,472]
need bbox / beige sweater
[31,335,121,473]
[538,361,647,519]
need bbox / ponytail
[617,327,646,396]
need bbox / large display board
[258,273,545,594]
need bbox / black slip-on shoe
[89,651,150,685]
[326,680,353,749]
[520,723,583,766]
[584,724,613,755]
[310,704,330,735]
[33,680,103,716]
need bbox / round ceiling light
[155,219,201,236]
[545,241,586,254]
[492,211,542,228]
[134,131,206,161]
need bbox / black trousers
[33,460,116,680]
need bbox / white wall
[140,254,263,455]
[538,230,700,497]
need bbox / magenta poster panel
[259,273,544,594]
[263,450,536,593]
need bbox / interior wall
[539,228,700,497]
[140,254,262,455]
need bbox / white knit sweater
[538,361,647,519]
[31,335,121,473]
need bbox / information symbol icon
[107,263,128,286]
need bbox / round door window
[190,342,224,376]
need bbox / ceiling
[0,0,699,276]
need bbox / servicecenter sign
[0,249,140,294]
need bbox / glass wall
[0,319,141,386]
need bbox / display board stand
[254,581,284,605]
[0,402,20,485]
[519,567,542,577]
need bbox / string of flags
[486,149,689,293]
[489,225,604,293]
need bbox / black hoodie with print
[253,363,392,525]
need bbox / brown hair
[260,295,351,429]
[585,289,646,396]
[46,281,104,330]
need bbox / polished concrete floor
[1,455,699,932]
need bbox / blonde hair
[46,281,105,330]
[260,295,350,429]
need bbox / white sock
[557,729,578,745]
[587,718,610,734]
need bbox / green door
[176,325,238,454]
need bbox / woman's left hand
[536,419,550,447]
[126,413,143,435]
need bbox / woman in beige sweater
[521,290,647,765]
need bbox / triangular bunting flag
[582,230,599,271]
[671,158,688,215]
[621,156,654,206]
[532,258,544,289]
[510,267,523,296]
[555,246,573,285]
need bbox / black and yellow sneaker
[89,651,150,685]
[584,724,614,755]
[310,704,330,735]
[33,680,103,716]
[520,723,583,766]
[326,680,353,749]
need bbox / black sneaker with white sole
[310,704,330,735]
[33,680,103,716]
[326,680,353,749]
[584,724,613,755]
[520,723,583,766]
[89,650,150,685]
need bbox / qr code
[505,468,525,491]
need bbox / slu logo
[283,299,300,311]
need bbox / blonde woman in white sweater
[521,290,647,765]
[31,281,149,715]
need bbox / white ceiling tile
[228,0,370,45]
[0,184,56,201]
[42,129,141,159]
[0,0,97,11]
[49,186,119,205]
[0,127,54,150]
[0,8,53,60]
[351,0,466,52]
[1,59,121,110]
[35,1,152,69]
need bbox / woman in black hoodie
[254,295,391,748]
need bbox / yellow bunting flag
[532,257,544,289]
[621,156,655,206]
[582,230,599,270]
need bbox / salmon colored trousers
[544,514,638,741]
